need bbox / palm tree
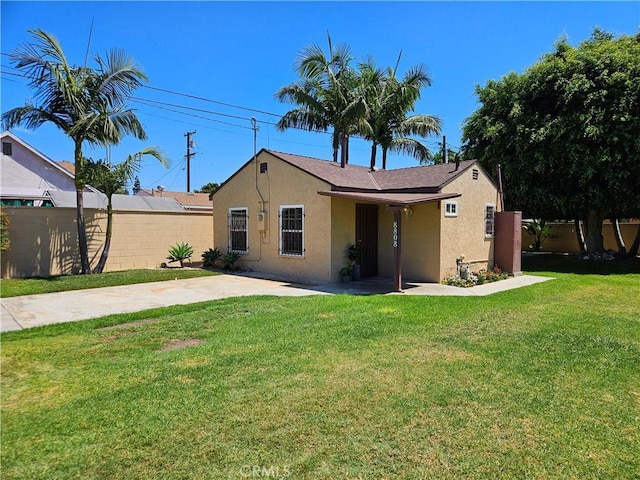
[84,147,169,273]
[359,59,441,170]
[275,34,365,166]
[2,29,148,273]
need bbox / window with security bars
[228,208,248,253]
[485,204,495,237]
[279,206,304,256]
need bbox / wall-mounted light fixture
[402,206,413,218]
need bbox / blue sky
[2,1,638,192]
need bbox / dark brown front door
[356,204,378,277]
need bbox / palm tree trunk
[74,141,91,274]
[627,223,640,257]
[345,135,350,165]
[611,218,626,254]
[340,134,348,168]
[93,200,113,274]
[382,148,388,170]
[370,143,377,170]
[574,219,587,253]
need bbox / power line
[2,65,441,152]
[131,96,254,122]
[132,98,252,129]
[141,84,280,117]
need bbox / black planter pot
[352,264,361,281]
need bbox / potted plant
[339,265,352,282]
[347,243,362,281]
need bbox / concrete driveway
[1,273,552,332]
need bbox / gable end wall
[439,166,499,279]
[212,151,333,284]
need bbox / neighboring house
[212,149,499,286]
[1,130,97,206]
[1,131,213,278]
[56,160,76,176]
[136,189,212,212]
[1,131,197,211]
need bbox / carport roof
[317,190,461,205]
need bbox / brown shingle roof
[267,150,478,192]
[371,160,478,191]
[57,161,75,175]
[268,151,378,190]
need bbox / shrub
[221,251,241,270]
[443,266,509,287]
[201,248,222,268]
[339,265,353,276]
[167,242,194,268]
[523,219,554,251]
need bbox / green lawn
[1,258,639,479]
[0,268,219,298]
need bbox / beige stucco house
[212,149,500,288]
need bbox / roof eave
[317,190,461,206]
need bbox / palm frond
[388,137,432,162]
[400,114,442,137]
[95,49,148,107]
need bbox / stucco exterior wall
[439,165,499,279]
[377,202,442,282]
[330,197,356,282]
[1,207,212,278]
[212,151,333,284]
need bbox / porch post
[392,208,402,292]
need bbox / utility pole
[185,130,196,192]
[442,135,448,164]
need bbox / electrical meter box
[256,211,267,231]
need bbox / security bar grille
[229,208,248,253]
[280,206,304,256]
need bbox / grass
[1,256,639,479]
[0,268,219,298]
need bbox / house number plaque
[392,221,398,248]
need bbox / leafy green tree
[195,182,220,194]
[463,29,640,254]
[2,29,148,273]
[84,148,169,273]
[426,148,459,166]
[275,34,364,165]
[359,58,441,170]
